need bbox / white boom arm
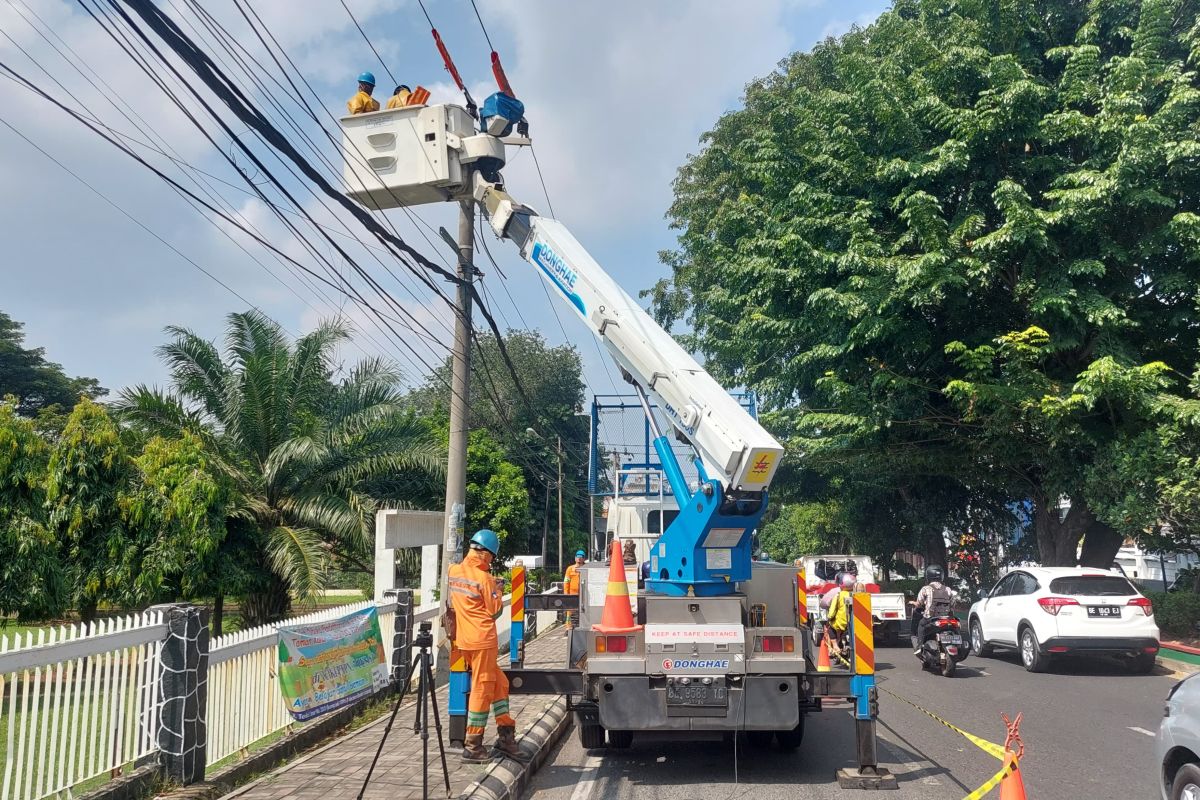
[477,181,783,493]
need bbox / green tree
[117,311,444,624]
[465,429,532,562]
[0,311,105,415]
[46,398,135,621]
[654,0,1200,567]
[410,330,589,565]
[0,399,66,620]
[123,432,249,632]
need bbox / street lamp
[527,427,563,572]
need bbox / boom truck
[340,95,895,789]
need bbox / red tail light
[1128,597,1154,616]
[596,635,628,653]
[758,635,784,652]
[933,618,959,628]
[1037,597,1080,616]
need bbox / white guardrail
[0,612,168,800]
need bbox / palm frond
[113,385,205,437]
[156,328,230,421]
[266,524,327,601]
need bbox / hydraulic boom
[474,177,784,596]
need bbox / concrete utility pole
[438,198,475,648]
[556,435,564,572]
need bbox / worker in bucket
[447,530,530,763]
[346,71,379,114]
[385,84,412,109]
[563,549,585,629]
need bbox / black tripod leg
[356,651,421,800]
[424,653,452,797]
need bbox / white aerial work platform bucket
[340,103,505,211]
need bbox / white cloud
[479,0,802,234]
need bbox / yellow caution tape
[879,685,1007,760]
[961,757,1019,800]
[879,685,1024,799]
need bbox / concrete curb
[1160,653,1200,676]
[458,697,573,800]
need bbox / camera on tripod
[415,620,433,649]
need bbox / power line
[0,113,266,321]
[468,0,495,52]
[530,145,557,218]
[339,0,396,87]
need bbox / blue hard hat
[357,71,376,87]
[470,529,499,555]
[576,550,586,559]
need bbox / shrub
[1145,591,1200,638]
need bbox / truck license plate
[666,682,728,707]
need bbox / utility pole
[541,481,550,568]
[557,435,564,573]
[438,198,474,648]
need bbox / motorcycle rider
[911,564,957,655]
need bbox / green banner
[278,606,389,721]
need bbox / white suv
[967,567,1160,673]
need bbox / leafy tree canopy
[655,0,1200,566]
[0,311,105,416]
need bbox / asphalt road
[524,645,1186,800]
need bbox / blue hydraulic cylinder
[653,435,692,508]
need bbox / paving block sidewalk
[217,629,571,800]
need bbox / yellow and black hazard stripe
[511,565,525,622]
[852,591,874,675]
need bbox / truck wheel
[775,716,805,751]
[608,729,633,749]
[746,731,773,748]
[578,722,606,749]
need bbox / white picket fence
[206,599,409,767]
[0,613,167,800]
[0,592,537,798]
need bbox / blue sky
[0,0,888,400]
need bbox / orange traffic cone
[816,632,832,673]
[999,752,1026,800]
[592,538,643,633]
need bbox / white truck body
[802,555,908,640]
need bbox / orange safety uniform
[448,549,515,734]
[346,90,379,115]
[564,563,582,595]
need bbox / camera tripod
[357,621,451,800]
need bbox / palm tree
[117,310,444,626]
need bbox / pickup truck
[801,555,908,644]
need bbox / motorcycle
[912,614,970,677]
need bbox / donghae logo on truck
[662,658,730,671]
[530,241,586,316]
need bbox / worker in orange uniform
[448,529,530,763]
[563,550,585,629]
[346,72,379,114]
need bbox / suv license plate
[1087,606,1122,618]
[666,682,728,707]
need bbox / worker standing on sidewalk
[447,529,530,763]
[563,550,585,629]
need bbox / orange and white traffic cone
[817,632,832,673]
[999,752,1026,800]
[592,538,642,633]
